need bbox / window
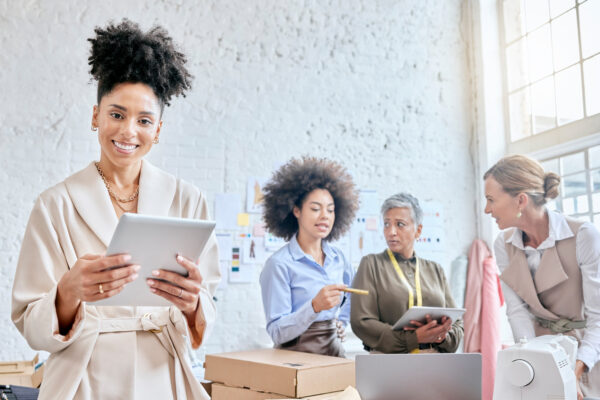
[501,0,600,154]
[540,144,600,230]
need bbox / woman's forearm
[56,279,81,334]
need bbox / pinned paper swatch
[366,217,378,231]
[237,213,250,226]
[215,193,241,230]
[216,233,233,261]
[253,223,266,237]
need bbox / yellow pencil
[341,287,369,296]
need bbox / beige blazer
[11,161,220,400]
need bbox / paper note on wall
[216,233,233,261]
[237,213,250,226]
[414,201,445,267]
[253,223,266,237]
[242,236,269,264]
[229,263,256,283]
[358,190,379,216]
[365,217,378,231]
[350,217,386,264]
[246,177,268,214]
[215,193,241,230]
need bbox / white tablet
[91,213,216,307]
[391,306,466,331]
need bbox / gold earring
[516,210,522,218]
[153,137,159,144]
[91,125,97,132]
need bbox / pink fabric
[464,239,503,400]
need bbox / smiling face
[383,207,422,259]
[484,177,522,229]
[293,189,335,242]
[91,82,162,171]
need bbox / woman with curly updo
[484,154,600,398]
[259,157,359,357]
[11,20,218,399]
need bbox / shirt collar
[288,234,338,263]
[505,209,574,250]
[392,251,417,263]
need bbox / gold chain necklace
[112,198,136,212]
[95,162,140,203]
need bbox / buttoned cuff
[296,299,320,327]
[577,345,597,370]
[403,330,419,352]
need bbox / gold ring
[99,284,104,294]
[178,288,183,298]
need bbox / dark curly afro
[88,19,192,111]
[262,157,359,241]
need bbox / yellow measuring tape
[387,248,422,307]
[387,248,422,353]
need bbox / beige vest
[501,218,600,396]
[501,218,585,334]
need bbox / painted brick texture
[0,0,475,360]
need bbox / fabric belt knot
[141,312,164,333]
[98,311,170,334]
[536,316,587,333]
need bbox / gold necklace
[112,198,136,212]
[95,162,140,203]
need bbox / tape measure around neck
[387,248,422,308]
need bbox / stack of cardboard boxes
[205,349,355,400]
[0,354,44,388]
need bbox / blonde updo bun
[543,172,561,200]
[483,154,559,207]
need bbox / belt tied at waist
[536,316,587,333]
[99,312,170,334]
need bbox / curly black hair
[262,157,359,241]
[88,19,192,111]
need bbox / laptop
[356,353,482,400]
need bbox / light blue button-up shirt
[259,234,354,346]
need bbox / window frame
[530,132,600,225]
[498,0,600,155]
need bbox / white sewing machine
[494,335,578,400]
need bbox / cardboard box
[211,383,343,400]
[0,354,44,388]
[205,348,355,398]
[200,380,212,396]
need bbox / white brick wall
[0,0,476,361]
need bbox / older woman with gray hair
[350,193,463,353]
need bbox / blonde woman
[484,154,600,399]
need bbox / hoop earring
[91,125,97,132]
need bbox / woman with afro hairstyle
[259,157,359,357]
[11,20,218,399]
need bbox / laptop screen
[356,353,482,400]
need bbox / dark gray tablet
[392,306,466,330]
[92,213,215,307]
